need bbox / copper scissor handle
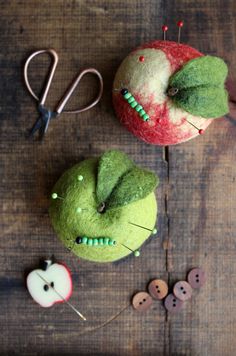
[24,49,59,106]
[56,68,103,115]
[23,48,103,114]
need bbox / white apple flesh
[27,261,72,308]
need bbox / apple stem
[167,87,179,97]
[97,202,106,213]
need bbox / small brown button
[187,268,206,289]
[164,293,183,313]
[173,281,192,301]
[148,279,168,300]
[132,292,153,312]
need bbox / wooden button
[187,268,206,289]
[148,279,168,300]
[132,292,153,312]
[173,281,192,301]
[164,293,183,313]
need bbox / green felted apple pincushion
[49,150,158,263]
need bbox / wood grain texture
[0,0,235,355]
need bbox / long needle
[121,243,134,253]
[36,272,86,321]
[129,222,157,233]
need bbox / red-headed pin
[177,20,184,43]
[186,119,204,135]
[162,25,168,41]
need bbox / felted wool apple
[27,260,72,307]
[49,150,158,263]
[113,40,229,145]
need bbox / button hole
[143,299,146,302]
[180,287,184,290]
[196,279,199,283]
[183,291,186,294]
[173,299,176,302]
[173,304,176,307]
[139,302,142,305]
[196,274,199,278]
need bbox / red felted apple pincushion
[113,22,229,146]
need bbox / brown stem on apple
[167,87,179,97]
[97,202,106,213]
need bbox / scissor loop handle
[56,68,103,114]
[24,49,59,105]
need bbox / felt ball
[113,40,214,146]
[49,157,157,263]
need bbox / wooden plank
[0,1,168,354]
[165,0,236,354]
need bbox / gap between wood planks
[163,145,171,355]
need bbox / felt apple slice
[26,260,72,308]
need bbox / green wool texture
[169,55,229,118]
[106,166,158,209]
[49,152,158,263]
[96,150,134,204]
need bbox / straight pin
[186,119,204,135]
[129,222,157,234]
[51,192,64,200]
[36,272,86,321]
[177,20,184,43]
[120,243,140,257]
[162,25,168,41]
[76,207,88,213]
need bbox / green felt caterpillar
[121,88,150,121]
[76,236,116,246]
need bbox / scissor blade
[29,116,43,137]
[42,116,51,135]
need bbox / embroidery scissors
[24,49,103,139]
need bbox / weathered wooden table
[1,1,236,355]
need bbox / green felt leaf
[96,150,134,204]
[172,86,229,118]
[106,166,158,209]
[169,55,229,118]
[170,56,228,89]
